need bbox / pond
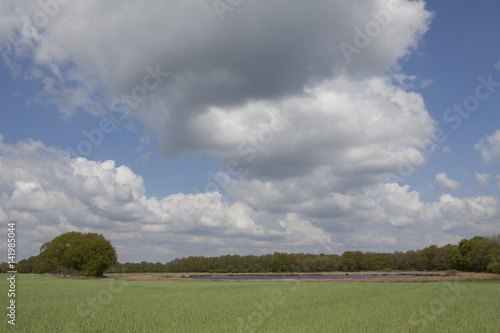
[185,274,426,281]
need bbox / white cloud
[475,172,491,188]
[432,173,461,192]
[426,194,499,233]
[442,145,452,154]
[1,138,499,261]
[475,130,500,165]
[0,0,432,156]
[4,2,497,261]
[0,2,437,237]
[348,233,397,246]
[0,138,333,261]
[496,175,500,188]
[373,183,424,226]
[392,73,416,89]
[495,59,500,71]
[0,206,7,223]
[197,75,435,188]
[229,176,500,250]
[419,78,434,88]
[277,213,332,247]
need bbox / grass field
[1,274,499,332]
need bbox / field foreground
[1,274,499,332]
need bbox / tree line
[2,234,499,275]
[105,235,500,274]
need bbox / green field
[1,274,499,332]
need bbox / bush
[445,269,458,276]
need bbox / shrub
[445,269,458,276]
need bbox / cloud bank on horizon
[0,0,499,262]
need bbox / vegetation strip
[3,235,499,277]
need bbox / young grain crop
[1,274,499,332]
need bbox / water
[186,274,425,281]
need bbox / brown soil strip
[106,271,500,283]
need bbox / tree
[404,250,419,270]
[341,251,365,271]
[17,256,38,273]
[452,236,484,271]
[270,252,289,272]
[432,244,455,270]
[468,238,500,272]
[287,253,302,272]
[0,262,8,273]
[485,234,500,245]
[323,254,340,272]
[487,257,500,273]
[364,252,378,271]
[374,253,392,270]
[417,245,438,271]
[37,232,117,277]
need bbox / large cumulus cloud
[1,137,498,261]
[2,1,498,261]
[0,136,332,261]
[1,0,431,145]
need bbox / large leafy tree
[341,251,365,271]
[37,232,117,277]
[452,236,485,271]
[468,238,500,272]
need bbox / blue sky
[0,0,499,262]
[399,0,500,202]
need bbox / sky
[0,0,499,263]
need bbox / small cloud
[495,59,500,71]
[419,78,434,89]
[138,151,155,165]
[25,67,44,80]
[475,130,500,165]
[143,245,176,255]
[475,172,491,189]
[432,172,460,192]
[392,74,416,89]
[496,175,500,188]
[442,145,452,154]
